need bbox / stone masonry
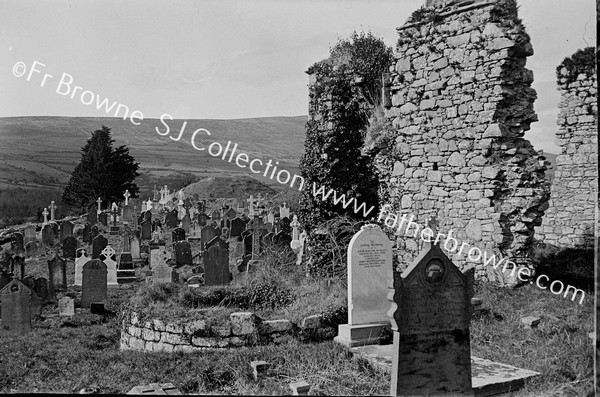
[534,52,598,249]
[374,0,550,282]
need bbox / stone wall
[373,0,550,281]
[534,54,598,249]
[120,311,335,353]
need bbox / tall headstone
[11,256,25,280]
[87,204,98,225]
[141,220,152,241]
[42,224,55,246]
[389,242,474,396]
[98,212,108,227]
[100,246,119,286]
[0,279,32,336]
[82,223,91,244]
[74,248,89,286]
[81,260,108,309]
[130,235,141,265]
[230,217,245,239]
[203,236,231,286]
[164,210,178,229]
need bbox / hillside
[0,115,307,190]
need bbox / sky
[0,0,596,154]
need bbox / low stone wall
[120,311,335,353]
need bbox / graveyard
[0,0,597,395]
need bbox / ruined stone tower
[534,49,598,249]
[373,0,550,281]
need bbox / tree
[62,125,140,209]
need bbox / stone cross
[49,201,57,221]
[247,217,264,259]
[42,208,49,224]
[123,190,130,205]
[111,205,119,226]
[247,195,255,217]
[183,199,193,216]
[290,215,300,241]
[97,197,102,214]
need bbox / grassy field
[0,243,593,395]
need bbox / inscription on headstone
[81,260,108,309]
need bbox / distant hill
[0,115,307,191]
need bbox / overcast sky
[0,0,596,154]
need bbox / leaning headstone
[335,224,392,347]
[81,260,108,309]
[388,241,475,396]
[0,279,32,336]
[203,236,231,286]
[100,246,119,286]
[58,296,75,316]
[91,234,108,259]
[62,236,78,259]
[174,241,192,267]
[74,248,89,286]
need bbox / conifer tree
[62,125,140,209]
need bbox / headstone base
[109,226,120,235]
[334,323,390,347]
[117,271,137,284]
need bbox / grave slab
[349,344,541,397]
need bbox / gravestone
[197,213,209,227]
[87,204,98,225]
[11,256,25,279]
[0,279,32,336]
[48,254,67,292]
[20,276,41,315]
[130,235,141,265]
[143,210,152,223]
[151,249,174,283]
[149,243,167,269]
[60,220,74,241]
[164,210,178,228]
[34,277,53,304]
[42,224,55,246]
[58,296,75,316]
[0,268,10,291]
[273,230,292,247]
[62,236,78,259]
[389,241,475,396]
[117,252,136,284]
[23,225,36,244]
[280,217,292,234]
[203,236,231,286]
[280,203,290,218]
[91,235,108,259]
[11,232,24,254]
[172,227,186,243]
[74,248,89,286]
[100,246,119,286]
[25,241,42,257]
[123,204,134,223]
[181,215,191,234]
[90,225,100,243]
[82,223,91,244]
[174,241,193,267]
[81,260,108,309]
[335,224,393,347]
[141,220,152,241]
[211,209,221,221]
[98,212,108,227]
[200,225,218,250]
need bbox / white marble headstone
[100,246,119,286]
